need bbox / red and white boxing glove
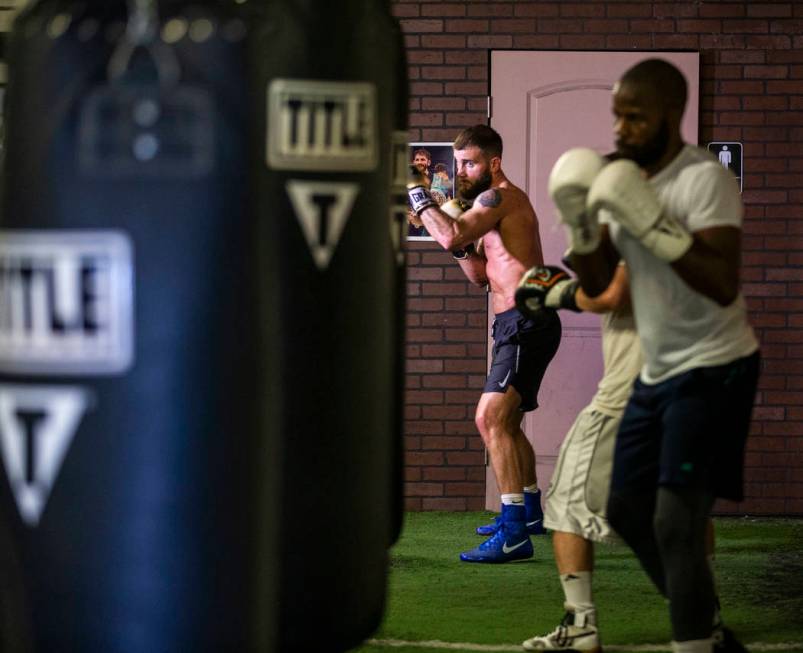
[586,159,692,262]
[548,148,607,254]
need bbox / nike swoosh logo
[498,370,511,388]
[502,539,528,554]
[526,519,541,527]
[563,631,597,642]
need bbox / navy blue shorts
[483,308,561,412]
[611,351,760,502]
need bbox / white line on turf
[367,638,803,652]
[366,640,520,652]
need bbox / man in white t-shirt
[515,262,745,653]
[548,59,760,653]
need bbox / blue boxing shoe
[475,514,503,536]
[524,488,547,535]
[476,489,546,536]
[461,504,533,563]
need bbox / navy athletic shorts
[611,350,760,502]
[483,307,561,412]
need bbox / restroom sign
[707,142,742,192]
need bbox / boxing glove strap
[407,185,438,216]
[639,214,693,262]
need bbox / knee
[474,408,493,443]
[653,490,701,556]
[474,405,506,445]
[652,503,678,552]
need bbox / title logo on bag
[267,79,377,171]
[286,181,359,270]
[0,384,91,526]
[0,231,134,375]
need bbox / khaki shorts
[544,407,622,544]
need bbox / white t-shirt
[607,145,759,384]
[591,309,642,417]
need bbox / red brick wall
[395,0,803,516]
[403,242,489,511]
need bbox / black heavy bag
[388,2,410,547]
[0,1,278,650]
[245,0,407,650]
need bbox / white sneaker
[522,612,601,652]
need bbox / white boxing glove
[586,159,692,262]
[441,198,471,219]
[548,148,606,254]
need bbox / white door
[486,50,700,509]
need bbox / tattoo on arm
[478,189,502,208]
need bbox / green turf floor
[351,513,803,653]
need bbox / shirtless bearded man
[407,125,561,563]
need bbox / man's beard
[457,170,493,200]
[616,118,669,167]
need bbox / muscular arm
[670,226,741,306]
[667,164,744,306]
[455,248,489,287]
[417,188,505,252]
[576,262,630,314]
[588,159,743,306]
[574,224,740,306]
[570,225,621,298]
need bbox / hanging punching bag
[0,1,278,650]
[0,0,407,650]
[388,0,410,548]
[245,0,407,651]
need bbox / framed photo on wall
[407,141,455,241]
